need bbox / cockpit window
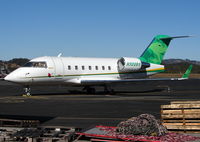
[23,62,47,68]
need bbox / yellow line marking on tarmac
[57,117,126,120]
[22,96,48,99]
[0,95,171,101]
[0,97,25,103]
[0,96,48,103]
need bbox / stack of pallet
[161,101,200,133]
[0,118,40,127]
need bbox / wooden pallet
[0,118,40,127]
[161,101,200,133]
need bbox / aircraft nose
[4,69,32,84]
[4,73,16,82]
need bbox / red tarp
[77,125,200,142]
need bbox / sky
[0,0,200,61]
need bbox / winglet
[57,53,62,57]
[182,65,193,79]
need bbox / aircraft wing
[81,65,193,85]
[81,78,184,85]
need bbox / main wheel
[86,88,96,94]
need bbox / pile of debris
[116,114,167,136]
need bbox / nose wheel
[23,86,31,96]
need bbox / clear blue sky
[0,0,199,61]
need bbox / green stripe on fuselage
[26,68,164,79]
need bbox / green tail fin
[139,35,190,64]
[182,65,193,79]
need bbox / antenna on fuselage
[57,53,62,57]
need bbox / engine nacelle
[117,57,150,72]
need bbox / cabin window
[82,66,85,70]
[23,62,47,68]
[108,66,111,70]
[68,65,71,70]
[89,66,92,70]
[95,66,98,70]
[102,66,105,70]
[75,65,78,70]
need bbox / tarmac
[0,79,200,129]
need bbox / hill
[162,59,200,74]
[0,58,200,74]
[0,58,29,73]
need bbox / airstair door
[52,58,64,81]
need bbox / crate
[0,118,40,127]
[161,101,200,133]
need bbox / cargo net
[116,114,167,136]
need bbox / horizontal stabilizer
[160,36,191,40]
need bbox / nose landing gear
[23,86,31,96]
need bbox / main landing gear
[83,86,115,95]
[23,85,31,96]
[104,85,115,95]
[83,86,96,94]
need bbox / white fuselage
[4,56,164,86]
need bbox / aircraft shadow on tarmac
[30,88,167,96]
[3,79,200,96]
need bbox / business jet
[4,35,191,96]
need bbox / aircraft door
[52,57,64,80]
